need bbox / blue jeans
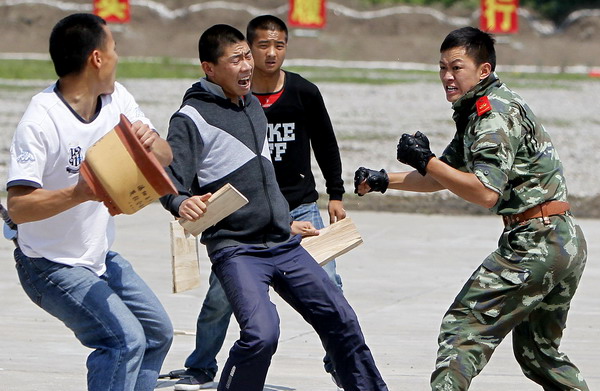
[184,202,343,377]
[211,236,387,391]
[183,270,232,379]
[14,248,173,391]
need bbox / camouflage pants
[431,214,589,391]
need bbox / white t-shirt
[7,81,154,275]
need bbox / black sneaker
[173,369,215,391]
[162,368,186,378]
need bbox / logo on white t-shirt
[66,145,82,174]
[16,151,35,163]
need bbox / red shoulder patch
[476,96,492,116]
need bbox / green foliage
[358,0,600,24]
[520,0,600,24]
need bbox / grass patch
[0,57,201,80]
[117,57,200,78]
[1,58,599,85]
[0,57,437,83]
[0,59,56,80]
[0,82,45,91]
[499,77,582,90]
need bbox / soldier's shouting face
[439,46,491,103]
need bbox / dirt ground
[1,0,600,67]
[1,1,600,217]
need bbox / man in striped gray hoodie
[160,24,388,391]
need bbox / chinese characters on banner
[481,0,519,34]
[93,0,130,23]
[288,0,326,29]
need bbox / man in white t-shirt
[6,13,174,391]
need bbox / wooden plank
[179,184,248,237]
[301,217,363,266]
[170,220,201,293]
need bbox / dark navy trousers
[210,235,388,391]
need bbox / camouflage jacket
[440,73,568,215]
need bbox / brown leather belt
[502,200,570,226]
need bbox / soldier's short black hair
[49,13,107,77]
[246,15,288,45]
[440,27,496,71]
[198,24,246,64]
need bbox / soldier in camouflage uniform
[354,27,589,390]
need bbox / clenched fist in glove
[396,131,435,176]
[354,167,389,196]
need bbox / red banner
[288,0,326,29]
[480,0,519,34]
[94,0,131,24]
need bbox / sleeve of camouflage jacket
[469,112,522,195]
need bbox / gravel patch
[2,77,599,216]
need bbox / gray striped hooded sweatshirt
[161,78,292,255]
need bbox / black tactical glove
[354,167,389,196]
[396,131,435,176]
